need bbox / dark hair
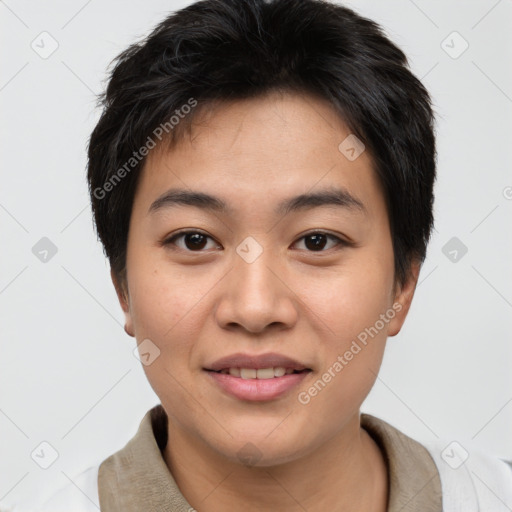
[87,0,436,292]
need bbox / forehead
[132,91,384,221]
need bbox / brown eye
[163,230,348,253]
[164,231,219,252]
[304,233,328,251]
[182,233,208,250]
[293,232,346,252]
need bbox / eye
[163,230,220,252]
[162,230,349,253]
[292,231,347,252]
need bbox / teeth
[240,368,257,379]
[274,367,286,377]
[256,368,274,380]
[221,367,295,379]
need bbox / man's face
[114,92,417,466]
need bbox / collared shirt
[96,404,443,511]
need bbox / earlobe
[110,268,135,338]
[387,260,421,337]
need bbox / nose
[214,243,299,334]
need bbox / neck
[163,412,388,512]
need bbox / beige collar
[98,404,442,511]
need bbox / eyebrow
[148,187,367,217]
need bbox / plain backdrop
[1,0,511,508]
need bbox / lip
[204,352,311,372]
[205,370,311,401]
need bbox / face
[113,91,419,466]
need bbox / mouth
[203,352,313,400]
[205,352,312,374]
[205,367,312,379]
[204,367,312,401]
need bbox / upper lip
[205,352,311,372]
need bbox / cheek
[128,270,203,405]
[293,250,393,416]
[128,254,210,337]
[300,253,395,342]
[296,304,388,438]
[126,274,197,385]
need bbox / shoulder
[362,413,512,511]
[421,437,512,512]
[12,464,100,512]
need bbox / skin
[112,91,420,511]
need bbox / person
[23,0,512,510]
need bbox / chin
[208,429,311,469]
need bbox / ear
[110,268,135,337]
[387,260,421,337]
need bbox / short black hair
[87,0,437,291]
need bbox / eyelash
[162,229,350,253]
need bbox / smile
[213,367,309,379]
[205,368,312,401]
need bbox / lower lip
[205,370,311,401]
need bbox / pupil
[185,233,207,250]
[305,234,327,251]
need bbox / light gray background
[1,0,511,508]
